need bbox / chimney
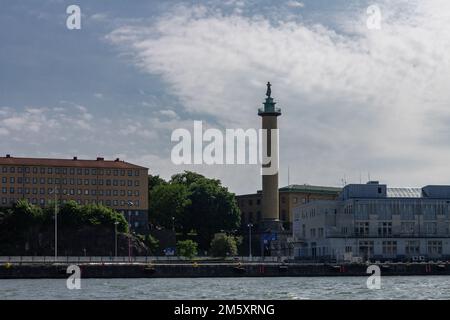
[97,157,104,161]
[73,156,78,160]
[6,154,10,158]
[115,158,120,162]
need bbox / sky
[1,0,450,195]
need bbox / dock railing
[0,256,291,264]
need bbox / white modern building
[292,182,450,262]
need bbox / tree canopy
[209,233,239,257]
[176,239,198,259]
[148,171,240,250]
[0,200,133,256]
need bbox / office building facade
[0,155,149,234]
[292,181,450,261]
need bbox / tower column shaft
[261,116,279,221]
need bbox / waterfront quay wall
[1,262,450,279]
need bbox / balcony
[258,107,281,116]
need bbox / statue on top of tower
[266,82,272,98]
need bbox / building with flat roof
[237,184,341,229]
[292,181,450,262]
[0,154,149,234]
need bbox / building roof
[0,155,148,169]
[237,184,342,197]
[279,184,342,194]
[387,187,422,198]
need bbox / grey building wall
[293,183,450,261]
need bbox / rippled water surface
[1,276,450,299]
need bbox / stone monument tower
[258,82,283,232]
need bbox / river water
[1,276,450,299]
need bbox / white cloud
[0,102,199,180]
[105,1,450,193]
[286,1,304,8]
[159,109,178,118]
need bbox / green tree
[148,175,167,191]
[209,233,238,257]
[148,171,241,251]
[149,183,191,230]
[0,200,133,256]
[171,171,206,186]
[2,200,44,253]
[145,234,160,254]
[176,239,198,259]
[173,171,240,249]
[79,203,128,232]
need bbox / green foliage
[149,183,191,230]
[145,234,160,254]
[0,200,130,255]
[170,171,206,186]
[149,171,241,250]
[176,239,198,259]
[209,233,238,257]
[148,175,167,191]
[49,201,129,233]
[176,171,241,249]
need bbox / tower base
[258,219,285,233]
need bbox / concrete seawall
[1,262,450,279]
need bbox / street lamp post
[248,223,253,259]
[127,201,134,262]
[49,187,58,262]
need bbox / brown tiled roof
[0,156,148,169]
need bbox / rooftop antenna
[368,172,371,182]
[359,171,362,184]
